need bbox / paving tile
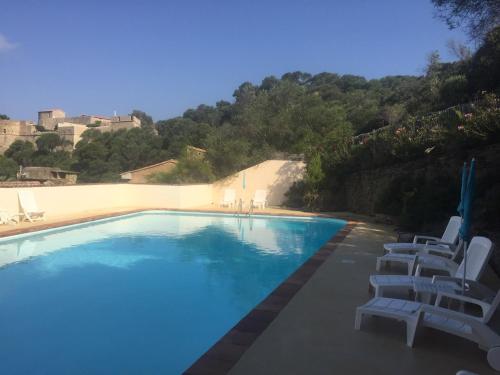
[220,331,260,346]
[203,344,248,362]
[184,356,234,375]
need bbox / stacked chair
[354,216,500,370]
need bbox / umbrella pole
[462,240,468,295]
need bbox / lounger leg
[487,347,500,371]
[406,319,418,347]
[354,309,362,330]
[376,257,383,272]
[407,261,414,276]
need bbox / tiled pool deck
[1,208,499,374]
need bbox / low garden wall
[212,160,306,207]
[0,160,306,218]
[0,184,213,218]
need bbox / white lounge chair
[18,190,45,223]
[384,216,462,255]
[0,210,19,225]
[370,237,493,298]
[220,189,236,208]
[355,290,500,370]
[376,239,464,276]
[252,189,267,209]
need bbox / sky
[0,0,469,122]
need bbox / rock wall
[329,143,500,235]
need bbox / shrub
[148,158,215,184]
[0,156,18,180]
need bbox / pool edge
[183,221,357,375]
[0,208,345,239]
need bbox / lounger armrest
[425,240,454,249]
[390,247,418,255]
[420,304,484,325]
[423,245,455,257]
[435,291,490,317]
[432,277,495,300]
[415,257,457,276]
[413,235,441,244]
[431,276,463,284]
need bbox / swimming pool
[0,211,345,374]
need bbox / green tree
[36,133,65,153]
[157,117,212,157]
[148,157,215,184]
[302,153,324,208]
[468,26,500,93]
[72,127,169,182]
[0,114,10,120]
[206,131,252,178]
[439,75,469,106]
[431,0,500,41]
[5,140,35,166]
[0,156,18,180]
[73,140,117,182]
[131,110,155,130]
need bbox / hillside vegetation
[1,26,499,231]
[2,27,498,181]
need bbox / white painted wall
[212,160,306,207]
[0,160,305,218]
[0,184,213,218]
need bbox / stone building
[56,122,90,147]
[120,159,178,183]
[0,120,37,153]
[0,108,142,154]
[17,166,78,184]
[96,115,141,133]
[37,109,68,130]
[186,145,206,160]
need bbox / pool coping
[0,209,147,238]
[0,208,347,239]
[183,221,357,375]
[0,208,356,374]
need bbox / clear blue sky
[0,0,468,122]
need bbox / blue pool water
[0,211,345,374]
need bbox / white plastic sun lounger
[370,237,493,298]
[220,189,236,207]
[252,189,267,209]
[355,290,500,370]
[376,239,464,276]
[0,210,19,225]
[18,190,45,223]
[384,216,462,255]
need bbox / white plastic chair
[252,189,267,209]
[376,239,464,276]
[355,289,500,370]
[0,210,20,225]
[220,189,236,208]
[370,237,493,298]
[18,190,45,223]
[384,216,462,255]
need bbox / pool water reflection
[0,211,345,374]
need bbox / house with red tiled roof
[120,160,178,184]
